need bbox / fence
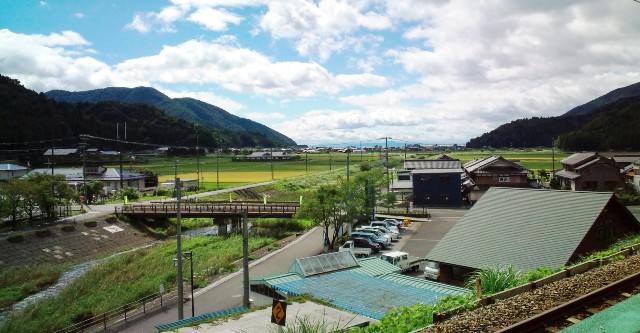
[54,291,175,333]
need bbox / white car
[361,226,398,241]
[370,221,399,233]
[354,228,392,245]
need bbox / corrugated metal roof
[404,160,461,170]
[378,273,469,295]
[273,270,468,319]
[250,272,302,286]
[351,257,401,276]
[426,187,615,272]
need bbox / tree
[79,180,105,204]
[23,173,73,219]
[382,192,397,213]
[0,179,23,229]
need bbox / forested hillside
[0,75,287,166]
[556,95,640,151]
[466,81,640,150]
[46,86,296,146]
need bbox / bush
[119,187,141,201]
[83,221,97,228]
[465,265,522,295]
[35,229,52,238]
[61,225,76,232]
[7,234,24,243]
[105,216,117,224]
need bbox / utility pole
[305,152,308,173]
[216,150,220,190]
[346,151,350,183]
[242,210,250,308]
[380,137,391,193]
[175,178,184,320]
[118,122,124,190]
[270,148,274,180]
[81,135,88,199]
[195,125,200,190]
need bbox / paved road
[118,227,325,333]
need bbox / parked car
[350,231,390,249]
[370,221,399,233]
[424,261,440,280]
[352,237,381,253]
[360,226,399,241]
[339,240,372,257]
[354,228,393,245]
[380,251,425,272]
[381,218,405,230]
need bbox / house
[554,152,624,191]
[426,187,640,285]
[463,155,532,203]
[0,164,29,181]
[244,151,291,161]
[249,251,468,319]
[405,159,464,207]
[26,166,147,195]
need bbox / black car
[349,237,381,253]
[350,232,388,249]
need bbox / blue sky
[1,0,640,146]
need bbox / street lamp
[174,251,195,317]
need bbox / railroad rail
[497,270,640,333]
[116,201,300,218]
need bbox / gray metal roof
[0,164,27,171]
[560,152,597,167]
[463,155,529,174]
[555,169,581,180]
[404,160,461,170]
[43,148,78,156]
[27,168,146,182]
[426,187,616,272]
[411,168,464,174]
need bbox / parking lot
[366,208,468,276]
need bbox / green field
[109,149,568,191]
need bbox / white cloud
[187,7,243,31]
[244,112,286,120]
[74,12,85,19]
[125,13,152,33]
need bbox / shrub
[105,216,117,224]
[61,225,76,232]
[465,265,522,295]
[7,234,24,243]
[83,221,97,228]
[35,229,53,238]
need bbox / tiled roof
[555,169,581,180]
[463,155,529,174]
[411,168,464,174]
[27,168,146,181]
[560,152,597,167]
[426,187,618,272]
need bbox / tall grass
[464,265,521,295]
[0,264,65,308]
[0,235,275,333]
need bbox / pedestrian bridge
[116,201,300,218]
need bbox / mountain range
[466,82,640,151]
[45,86,296,146]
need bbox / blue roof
[0,164,27,171]
[273,270,468,319]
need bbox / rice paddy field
[112,148,569,191]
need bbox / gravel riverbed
[416,255,640,333]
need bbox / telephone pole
[379,137,391,192]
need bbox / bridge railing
[118,201,299,216]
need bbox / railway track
[498,270,640,332]
[417,254,640,333]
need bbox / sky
[1,0,640,147]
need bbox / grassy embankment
[0,235,278,333]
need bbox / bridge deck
[116,201,299,218]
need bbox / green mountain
[45,87,296,146]
[466,81,640,150]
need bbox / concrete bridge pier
[214,217,230,236]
